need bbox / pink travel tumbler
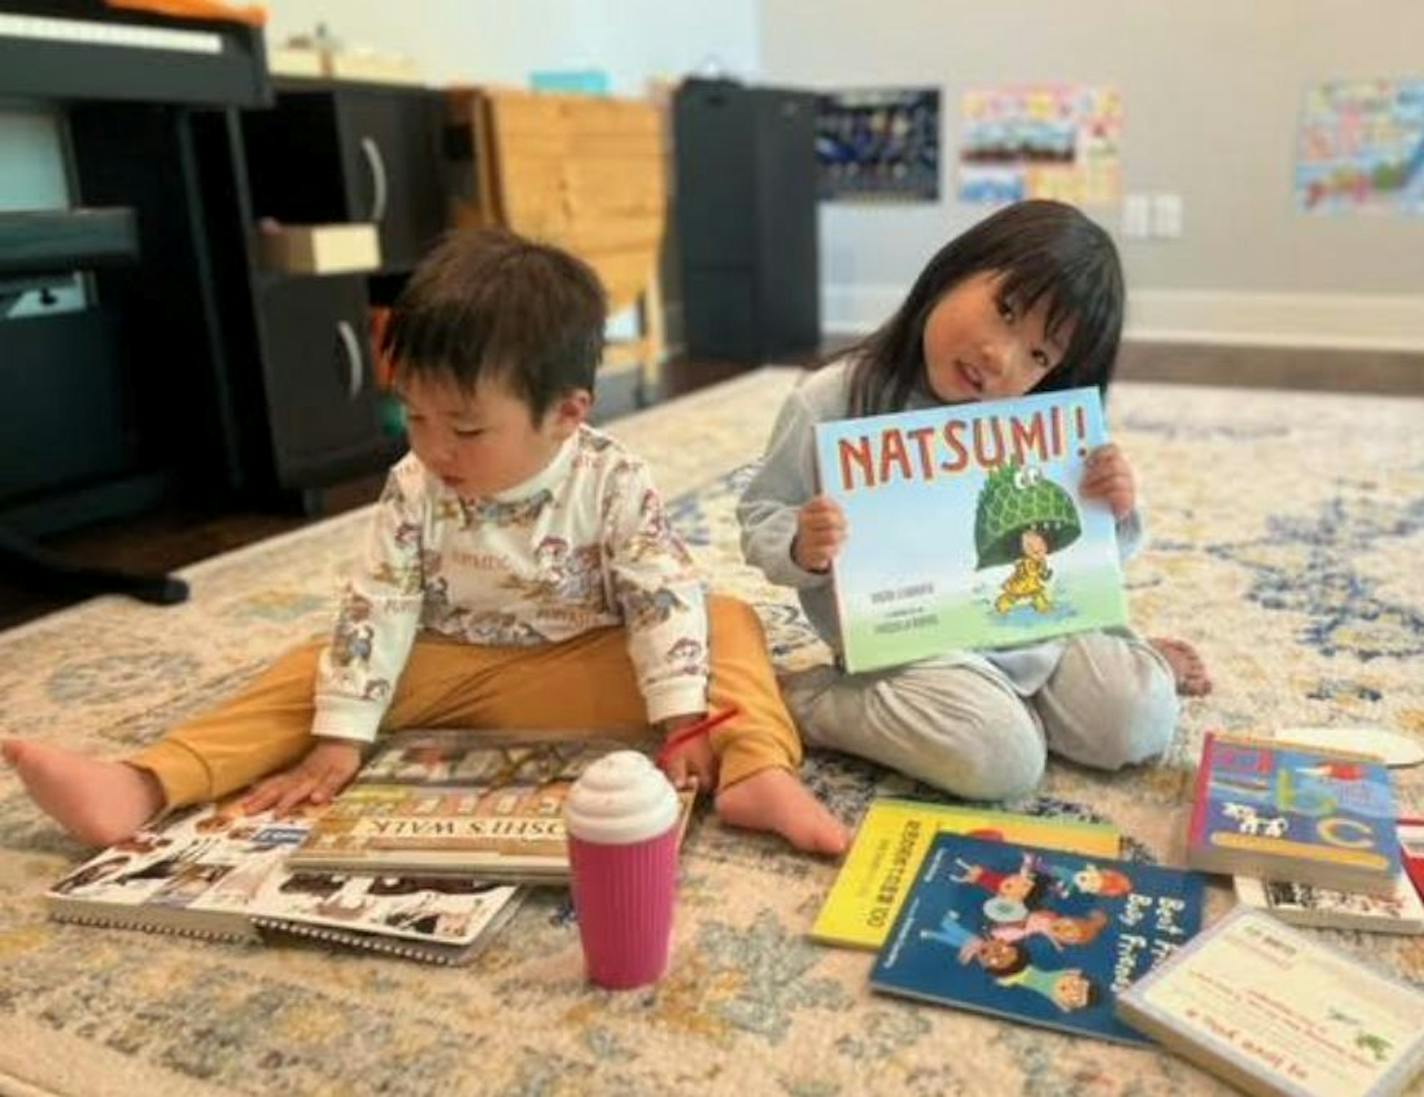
[564,750,681,989]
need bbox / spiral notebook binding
[253,917,466,965]
[49,909,257,944]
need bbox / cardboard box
[258,223,381,275]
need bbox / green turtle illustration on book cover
[814,387,1128,673]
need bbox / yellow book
[810,798,1120,949]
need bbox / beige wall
[760,0,1424,347]
[263,0,760,95]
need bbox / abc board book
[869,832,1205,1046]
[46,797,522,963]
[1187,732,1399,896]
[814,386,1127,673]
[1117,908,1424,1097]
[1233,821,1424,934]
[810,798,1120,949]
[287,729,694,879]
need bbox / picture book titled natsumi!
[814,387,1127,673]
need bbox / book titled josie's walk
[814,387,1127,673]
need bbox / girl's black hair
[845,200,1124,415]
[382,228,606,422]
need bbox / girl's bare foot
[1150,637,1213,697]
[3,740,164,846]
[715,766,849,855]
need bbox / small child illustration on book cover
[871,833,1205,1045]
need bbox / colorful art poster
[959,85,1122,206]
[816,88,940,202]
[1295,78,1424,215]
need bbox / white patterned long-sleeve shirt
[312,426,708,743]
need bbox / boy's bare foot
[3,740,164,846]
[715,766,849,856]
[1150,637,1213,697]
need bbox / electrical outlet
[1151,193,1183,238]
[1123,194,1151,239]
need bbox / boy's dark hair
[382,228,607,421]
[846,200,1124,415]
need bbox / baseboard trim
[1115,341,1424,396]
[823,286,1424,353]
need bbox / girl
[737,200,1209,801]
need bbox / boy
[5,229,848,856]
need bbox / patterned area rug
[2,367,1423,1097]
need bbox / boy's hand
[658,713,718,792]
[1080,443,1136,520]
[243,738,363,815]
[793,495,847,573]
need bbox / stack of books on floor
[1187,731,1423,935]
[46,730,693,965]
[810,798,1208,1046]
[807,729,1424,1095]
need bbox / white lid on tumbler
[564,751,679,846]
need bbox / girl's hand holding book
[243,738,363,815]
[1079,443,1136,520]
[793,495,848,574]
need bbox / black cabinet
[674,79,820,363]
[255,276,385,488]
[242,83,446,270]
[188,81,450,506]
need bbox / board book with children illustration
[810,798,1120,949]
[1187,732,1399,896]
[869,832,1205,1046]
[285,729,696,879]
[1233,869,1424,935]
[45,797,524,964]
[813,386,1128,673]
[1116,907,1424,1097]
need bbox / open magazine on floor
[46,795,522,965]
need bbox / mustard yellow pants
[130,594,803,809]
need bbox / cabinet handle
[360,136,389,223]
[336,320,363,400]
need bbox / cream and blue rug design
[2,368,1422,1096]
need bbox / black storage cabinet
[674,79,820,363]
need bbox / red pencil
[655,706,740,768]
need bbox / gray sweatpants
[782,632,1178,800]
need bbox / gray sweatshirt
[736,359,1145,694]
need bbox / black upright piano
[0,1,270,602]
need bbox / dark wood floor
[2,338,1420,631]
